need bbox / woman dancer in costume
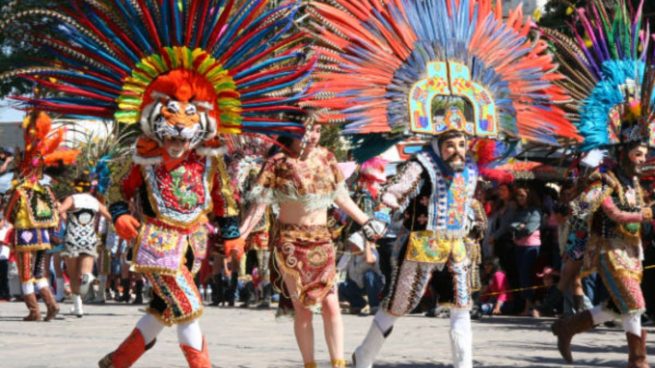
[59,177,111,317]
[240,122,385,368]
[544,1,655,366]
[1,1,315,366]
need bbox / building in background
[503,0,547,16]
[0,119,113,150]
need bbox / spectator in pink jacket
[479,258,511,315]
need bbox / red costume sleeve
[600,197,643,224]
[120,165,144,202]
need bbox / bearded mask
[433,131,468,173]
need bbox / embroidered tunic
[250,147,347,211]
[580,171,647,314]
[382,149,478,264]
[108,152,239,275]
[6,181,58,252]
[380,148,478,315]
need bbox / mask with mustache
[445,153,466,172]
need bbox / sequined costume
[545,1,655,365]
[251,147,347,306]
[0,0,314,365]
[465,199,487,292]
[304,0,581,367]
[109,151,239,325]
[381,147,477,314]
[3,112,78,322]
[7,180,59,291]
[581,172,647,315]
[239,162,273,306]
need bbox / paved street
[0,300,649,367]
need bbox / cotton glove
[362,219,387,241]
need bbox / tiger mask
[140,69,218,159]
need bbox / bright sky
[0,100,24,123]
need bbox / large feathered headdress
[0,0,314,143]
[544,0,655,151]
[303,0,581,145]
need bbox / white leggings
[590,305,641,336]
[135,314,204,350]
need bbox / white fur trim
[246,185,276,205]
[132,153,163,166]
[581,149,607,169]
[247,182,346,212]
[196,146,227,157]
[381,193,400,210]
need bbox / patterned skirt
[273,223,336,307]
[584,235,645,314]
[145,246,204,326]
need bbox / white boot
[79,273,95,299]
[353,322,390,368]
[70,294,83,318]
[94,275,107,303]
[450,309,472,368]
[55,278,65,302]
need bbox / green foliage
[0,0,66,99]
[320,123,348,161]
[49,120,137,198]
[540,0,655,32]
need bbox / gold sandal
[331,359,347,368]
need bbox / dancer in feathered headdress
[302,1,580,367]
[3,111,79,323]
[544,1,655,366]
[55,123,131,315]
[1,1,314,366]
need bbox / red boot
[98,328,156,368]
[180,339,211,368]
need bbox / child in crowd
[478,258,511,316]
[535,266,563,317]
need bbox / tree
[319,123,348,161]
[0,0,65,99]
[540,0,655,32]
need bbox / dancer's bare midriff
[277,201,328,226]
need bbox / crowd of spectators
[3,144,655,327]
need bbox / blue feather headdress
[544,0,655,151]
